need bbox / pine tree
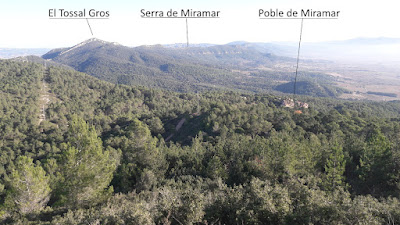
[206,155,227,180]
[358,129,395,196]
[6,156,51,214]
[57,115,117,207]
[113,118,165,193]
[322,142,346,192]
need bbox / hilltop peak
[43,38,121,59]
[79,38,118,45]
[81,37,104,44]
[59,38,120,56]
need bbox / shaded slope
[275,80,350,97]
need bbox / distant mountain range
[5,37,399,97]
[2,36,399,61]
[165,37,400,62]
[40,38,295,93]
[42,38,287,69]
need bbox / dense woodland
[1,60,400,224]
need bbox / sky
[1,0,399,48]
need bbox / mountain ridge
[40,38,297,93]
[19,37,400,98]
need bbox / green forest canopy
[0,60,400,224]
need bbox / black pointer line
[86,18,93,36]
[293,18,303,106]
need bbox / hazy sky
[1,0,398,48]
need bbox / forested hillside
[1,60,400,224]
[40,38,348,96]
